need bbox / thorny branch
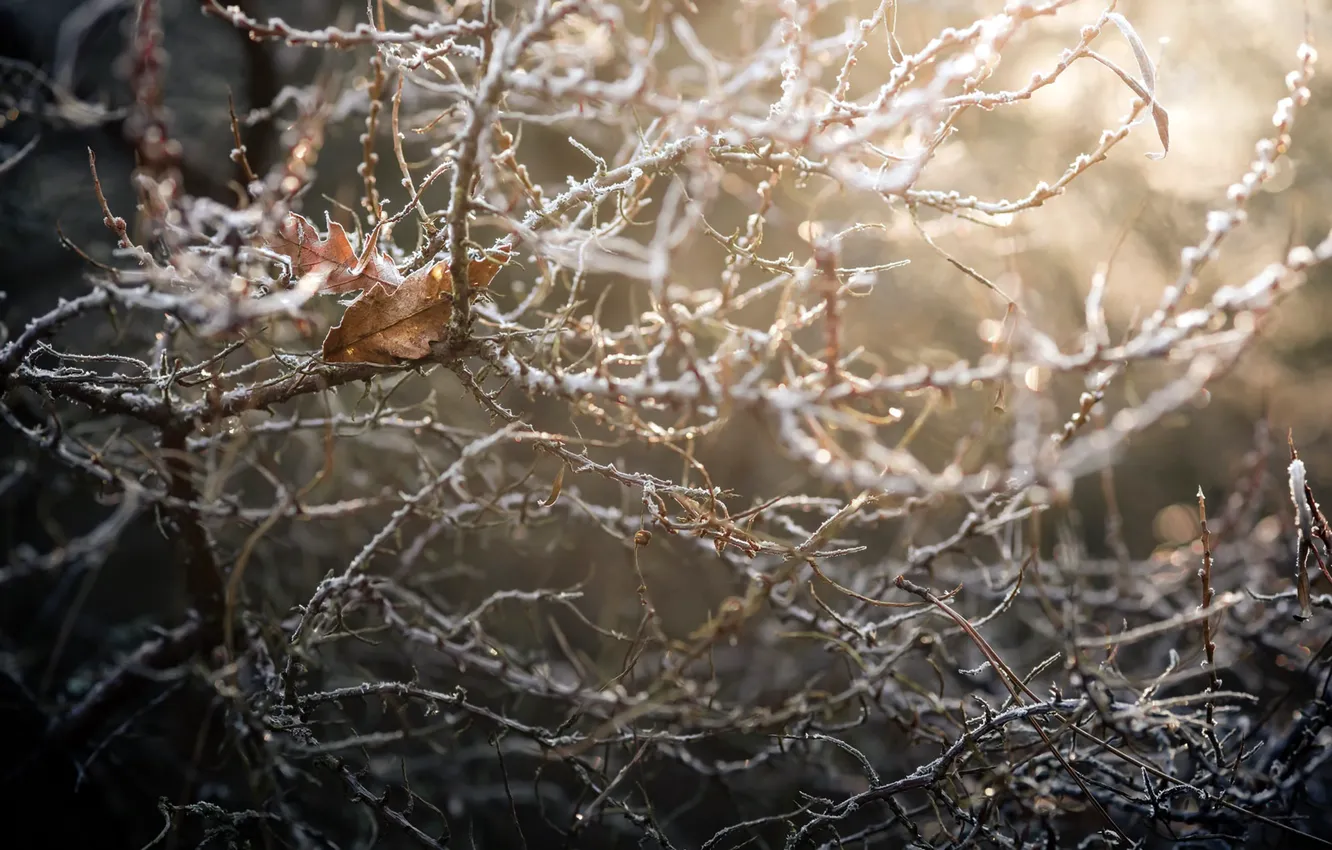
[4,1,1332,848]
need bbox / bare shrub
[4,1,1332,847]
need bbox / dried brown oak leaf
[321,251,508,365]
[271,212,402,294]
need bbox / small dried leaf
[320,249,511,365]
[540,463,566,507]
[321,263,453,364]
[466,243,513,291]
[271,212,403,294]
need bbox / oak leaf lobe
[271,212,402,294]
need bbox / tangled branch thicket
[5,0,1332,847]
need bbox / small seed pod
[634,529,652,547]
